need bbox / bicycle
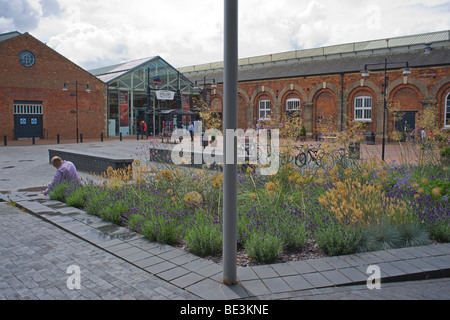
[331,146,359,168]
[294,145,334,169]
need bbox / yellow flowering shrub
[183,191,203,208]
[212,173,223,189]
[155,169,173,182]
[265,181,277,193]
[100,166,133,189]
[319,178,413,226]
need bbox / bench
[320,136,338,141]
[48,149,133,175]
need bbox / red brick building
[0,32,106,141]
[181,31,450,141]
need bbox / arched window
[354,96,372,121]
[445,92,450,127]
[259,100,271,120]
[286,98,301,112]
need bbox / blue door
[13,101,43,139]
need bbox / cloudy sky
[1,0,449,70]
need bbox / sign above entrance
[156,90,176,101]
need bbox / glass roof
[90,56,197,95]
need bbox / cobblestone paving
[0,202,199,300]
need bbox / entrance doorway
[394,111,417,142]
[13,101,43,139]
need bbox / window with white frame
[286,98,301,112]
[354,96,372,121]
[445,93,450,127]
[259,100,271,120]
[13,101,43,114]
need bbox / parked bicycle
[294,145,334,169]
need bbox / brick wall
[210,66,450,140]
[0,33,106,141]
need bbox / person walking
[188,122,194,142]
[140,121,148,139]
[42,156,82,196]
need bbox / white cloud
[1,0,448,70]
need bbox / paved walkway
[0,202,198,300]
[1,139,449,301]
[1,190,449,300]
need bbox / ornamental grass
[50,136,449,264]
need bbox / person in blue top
[188,122,194,142]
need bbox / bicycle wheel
[295,152,308,167]
[316,153,334,170]
[280,152,294,166]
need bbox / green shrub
[101,200,129,225]
[422,179,450,200]
[49,182,71,202]
[185,224,222,257]
[141,216,179,245]
[397,223,431,248]
[84,187,110,216]
[359,223,402,252]
[283,223,308,251]
[300,126,306,136]
[440,146,450,158]
[65,186,91,208]
[126,213,146,232]
[141,220,158,242]
[244,233,283,263]
[426,222,450,243]
[315,224,362,256]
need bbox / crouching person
[42,156,82,196]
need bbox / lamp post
[223,0,238,286]
[194,77,217,110]
[194,77,217,89]
[63,82,91,143]
[361,59,411,161]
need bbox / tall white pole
[223,0,238,285]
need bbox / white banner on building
[156,90,176,101]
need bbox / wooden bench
[48,149,133,175]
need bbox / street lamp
[63,82,91,143]
[361,59,411,161]
[223,0,238,286]
[194,77,217,90]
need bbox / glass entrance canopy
[90,56,198,136]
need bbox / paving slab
[2,182,450,300]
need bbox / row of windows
[257,93,450,127]
[259,97,372,121]
[13,103,43,115]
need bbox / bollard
[120,132,122,141]
[101,132,104,142]
[57,134,60,144]
[32,137,35,145]
[137,132,139,140]
[4,135,6,146]
[80,134,83,143]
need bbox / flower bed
[49,143,450,265]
